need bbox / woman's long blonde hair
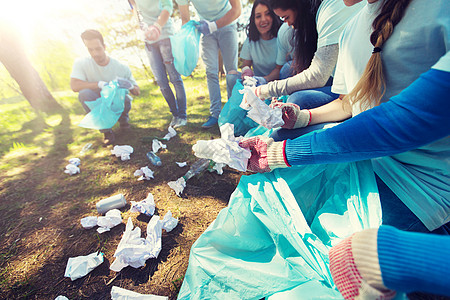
[343,0,413,112]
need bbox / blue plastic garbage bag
[78,80,128,130]
[177,161,382,300]
[218,80,259,136]
[170,20,201,76]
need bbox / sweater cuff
[258,84,271,100]
[352,228,387,291]
[267,140,288,170]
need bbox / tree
[0,20,62,112]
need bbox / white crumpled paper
[176,162,187,167]
[64,157,81,175]
[111,286,168,300]
[163,127,177,141]
[110,217,161,272]
[97,209,123,233]
[80,209,122,233]
[54,296,69,300]
[134,166,154,181]
[111,145,134,161]
[64,252,104,281]
[240,86,284,129]
[152,139,167,153]
[161,211,178,232]
[80,216,98,229]
[167,177,186,196]
[192,123,251,172]
[130,193,156,216]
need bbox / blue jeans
[279,60,294,80]
[226,72,240,98]
[376,175,450,235]
[146,38,187,119]
[78,89,131,133]
[201,23,238,118]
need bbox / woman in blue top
[226,0,282,95]
[129,0,187,128]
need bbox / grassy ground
[0,72,244,299]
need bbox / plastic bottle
[80,143,93,154]
[146,151,162,166]
[183,158,211,181]
[96,194,127,215]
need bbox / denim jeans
[226,72,240,98]
[201,23,238,118]
[145,38,187,119]
[78,88,131,133]
[287,83,337,110]
[279,60,294,80]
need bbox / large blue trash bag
[218,80,259,136]
[78,80,129,130]
[170,20,201,76]
[177,161,382,300]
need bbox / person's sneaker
[169,116,178,127]
[201,116,218,128]
[173,118,187,128]
[103,131,115,145]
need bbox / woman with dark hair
[226,0,282,95]
[251,0,363,109]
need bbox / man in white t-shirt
[70,29,140,145]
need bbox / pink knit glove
[145,24,161,41]
[329,233,396,300]
[241,66,254,79]
[270,102,311,129]
[239,136,290,173]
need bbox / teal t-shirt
[240,37,278,77]
[372,0,450,231]
[276,23,294,66]
[135,0,174,43]
[175,0,232,22]
[71,57,137,86]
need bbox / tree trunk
[0,21,62,112]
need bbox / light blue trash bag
[78,80,128,130]
[219,80,261,136]
[170,20,201,76]
[177,161,382,300]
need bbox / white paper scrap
[80,216,98,229]
[168,177,186,196]
[68,158,81,166]
[110,217,162,272]
[97,209,123,233]
[163,127,177,141]
[176,162,187,167]
[111,145,134,161]
[152,139,167,153]
[64,252,104,281]
[239,86,284,129]
[111,286,168,300]
[161,211,178,232]
[64,163,80,175]
[54,296,69,300]
[134,166,154,181]
[130,193,156,216]
[192,123,251,172]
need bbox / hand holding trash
[145,23,161,41]
[117,77,133,90]
[241,66,254,79]
[270,101,311,129]
[98,81,108,89]
[196,20,217,35]
[239,136,290,173]
[243,75,266,87]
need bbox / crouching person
[70,29,140,145]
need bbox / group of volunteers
[70,0,449,298]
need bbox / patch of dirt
[0,127,246,299]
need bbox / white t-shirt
[71,57,137,86]
[331,1,383,115]
[316,0,364,48]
